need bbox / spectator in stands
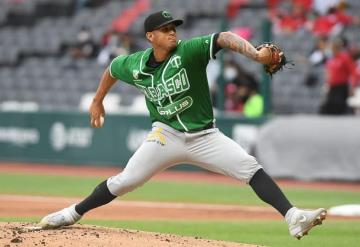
[97,31,136,66]
[308,36,328,66]
[309,2,359,37]
[274,1,308,33]
[319,37,358,115]
[270,0,358,35]
[223,60,262,116]
[269,0,311,33]
[70,26,98,60]
[224,60,242,112]
[225,83,242,112]
[303,36,328,87]
[226,0,249,18]
[293,0,312,11]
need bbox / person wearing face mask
[224,61,241,112]
[224,60,262,116]
[319,37,358,115]
[224,62,239,82]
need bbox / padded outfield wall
[255,115,360,181]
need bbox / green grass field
[1,172,359,247]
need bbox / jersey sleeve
[182,34,217,64]
[109,55,134,84]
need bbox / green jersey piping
[108,59,117,78]
[138,49,162,107]
[210,33,215,60]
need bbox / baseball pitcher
[40,10,326,239]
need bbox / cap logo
[162,11,172,18]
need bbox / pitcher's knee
[243,154,257,165]
[244,162,263,183]
[107,174,145,196]
[230,155,263,183]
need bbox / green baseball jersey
[109,34,217,131]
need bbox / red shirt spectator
[311,9,356,36]
[274,2,308,32]
[311,15,337,36]
[326,51,357,87]
[227,0,249,18]
[334,10,356,25]
[293,0,312,11]
[267,0,282,9]
[278,14,306,32]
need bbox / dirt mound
[0,222,259,247]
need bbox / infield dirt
[0,222,260,247]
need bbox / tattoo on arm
[217,31,259,62]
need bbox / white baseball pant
[107,121,262,196]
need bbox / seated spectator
[309,4,359,36]
[293,0,312,11]
[70,26,98,60]
[309,13,337,37]
[303,36,328,87]
[267,0,282,9]
[224,60,242,112]
[272,1,308,33]
[225,83,242,112]
[223,60,263,117]
[226,0,249,19]
[97,31,136,65]
[308,36,328,66]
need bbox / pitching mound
[0,222,259,247]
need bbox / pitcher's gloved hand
[256,43,292,77]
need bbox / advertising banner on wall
[0,112,263,167]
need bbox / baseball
[257,47,272,65]
[94,115,104,127]
[99,115,104,127]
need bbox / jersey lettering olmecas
[109,34,216,131]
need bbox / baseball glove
[256,43,291,77]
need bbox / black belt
[185,122,215,133]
